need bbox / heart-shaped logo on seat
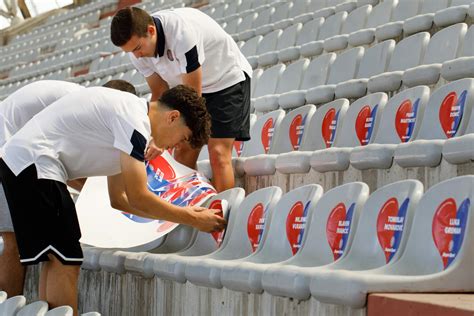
[147,155,177,182]
[289,114,308,150]
[321,108,340,148]
[355,104,378,146]
[209,200,226,247]
[377,197,409,263]
[395,98,420,143]
[432,197,470,269]
[286,200,311,255]
[326,202,356,260]
[439,90,467,139]
[261,118,275,154]
[247,203,268,252]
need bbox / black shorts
[0,159,83,265]
[202,72,251,141]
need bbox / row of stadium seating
[0,290,100,316]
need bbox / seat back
[276,23,303,51]
[224,17,242,34]
[240,35,263,57]
[414,78,474,140]
[326,47,365,85]
[423,23,467,65]
[256,29,283,55]
[356,39,395,79]
[271,2,292,23]
[460,25,474,57]
[269,104,317,155]
[241,110,285,157]
[232,113,257,157]
[275,58,310,94]
[44,306,74,316]
[341,4,372,34]
[372,86,430,144]
[300,53,336,90]
[211,187,283,259]
[17,301,49,316]
[288,0,310,18]
[246,184,324,263]
[318,11,348,41]
[301,99,350,151]
[237,12,258,33]
[387,32,430,72]
[253,63,286,98]
[419,0,449,14]
[296,18,325,46]
[383,176,473,276]
[391,0,421,22]
[365,0,397,28]
[333,180,424,270]
[334,92,388,147]
[0,296,26,316]
[252,6,274,29]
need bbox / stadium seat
[257,2,293,35]
[368,32,430,93]
[124,188,245,280]
[246,29,283,68]
[17,301,49,316]
[434,0,472,28]
[306,47,365,105]
[276,99,350,174]
[251,64,285,109]
[300,11,348,58]
[261,181,369,299]
[335,39,395,99]
[311,92,387,172]
[348,0,397,47]
[44,306,73,316]
[375,0,422,42]
[323,4,372,53]
[223,16,242,34]
[441,25,474,81]
[310,176,473,308]
[278,17,325,63]
[237,6,275,41]
[233,13,258,40]
[184,186,282,288]
[403,0,450,35]
[258,23,303,67]
[220,184,324,293]
[278,53,336,109]
[254,59,310,112]
[244,104,316,176]
[350,85,431,170]
[394,78,474,168]
[0,291,6,304]
[402,23,467,88]
[0,295,27,315]
[234,110,285,176]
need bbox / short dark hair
[159,85,211,148]
[111,7,153,47]
[102,80,137,95]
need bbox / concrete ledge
[368,293,474,316]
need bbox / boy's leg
[0,232,25,295]
[208,138,235,192]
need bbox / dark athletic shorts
[202,72,251,141]
[0,159,83,265]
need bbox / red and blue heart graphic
[289,114,308,150]
[439,90,467,139]
[355,104,378,146]
[326,202,355,261]
[432,197,470,269]
[209,200,226,247]
[377,197,409,263]
[247,202,268,252]
[233,141,244,157]
[261,118,274,154]
[147,155,176,182]
[395,98,419,143]
[286,200,311,255]
[321,108,340,148]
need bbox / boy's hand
[188,206,227,233]
[145,139,164,161]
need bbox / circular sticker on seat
[432,197,470,269]
[321,108,339,148]
[247,203,267,252]
[395,98,419,143]
[377,197,409,263]
[439,90,466,138]
[261,118,274,154]
[209,200,225,247]
[286,201,311,255]
[355,104,378,146]
[289,114,307,150]
[326,202,355,260]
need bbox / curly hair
[111,7,153,47]
[159,85,211,148]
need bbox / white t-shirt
[129,8,252,94]
[1,87,151,183]
[0,80,83,147]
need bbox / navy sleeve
[185,45,201,73]
[129,129,147,162]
